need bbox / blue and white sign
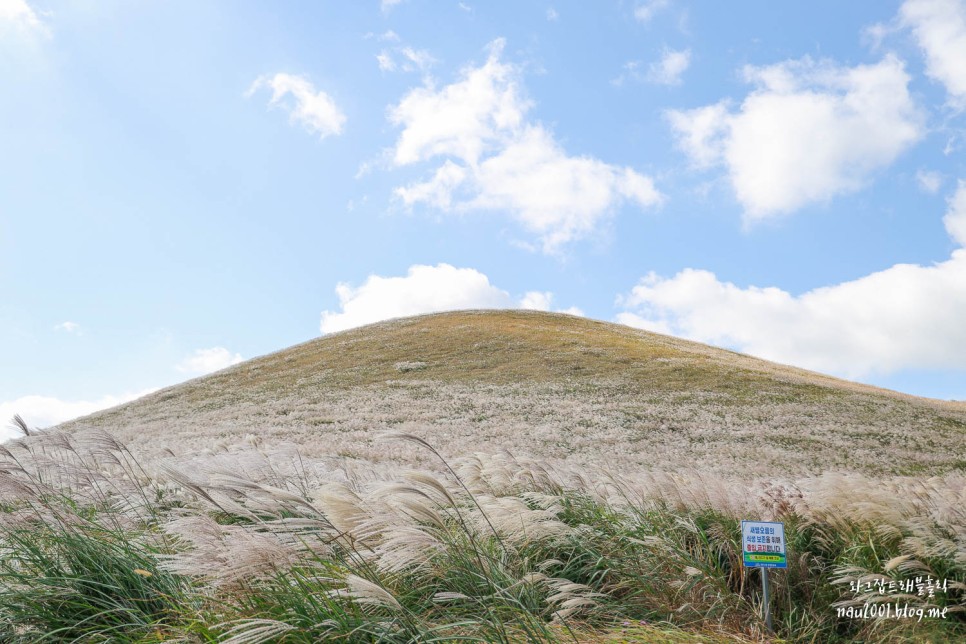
[741,520,787,569]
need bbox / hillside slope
[58,310,966,476]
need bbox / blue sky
[2,0,966,437]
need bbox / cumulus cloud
[176,347,244,375]
[0,0,48,36]
[389,40,663,252]
[667,55,922,221]
[648,48,691,85]
[519,290,553,311]
[617,181,966,379]
[389,40,530,165]
[0,389,155,443]
[900,0,966,108]
[666,102,730,168]
[320,263,580,333]
[247,73,346,139]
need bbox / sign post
[741,520,787,633]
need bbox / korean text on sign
[741,521,787,569]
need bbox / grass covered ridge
[59,311,966,477]
[0,427,962,642]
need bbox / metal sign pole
[762,567,772,632]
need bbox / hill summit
[60,310,966,476]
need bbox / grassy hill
[60,309,966,476]
[3,310,962,642]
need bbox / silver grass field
[3,311,965,642]
[0,423,962,642]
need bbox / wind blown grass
[0,426,962,642]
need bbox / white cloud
[467,126,663,249]
[900,0,966,108]
[54,321,81,334]
[389,40,529,165]
[0,389,155,442]
[0,0,48,36]
[647,48,691,85]
[617,181,966,379]
[389,39,663,252]
[667,55,922,221]
[394,160,468,209]
[634,0,670,23]
[520,290,553,310]
[400,47,435,72]
[613,50,691,87]
[945,179,966,245]
[917,169,943,193]
[546,8,559,21]
[518,290,585,316]
[863,21,893,50]
[376,43,436,74]
[376,51,396,72]
[666,101,730,168]
[320,264,580,333]
[247,73,346,139]
[176,347,244,375]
